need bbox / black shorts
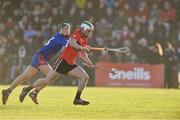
[53,58,77,74]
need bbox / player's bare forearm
[68,38,83,50]
[69,38,90,52]
[79,51,94,67]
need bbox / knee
[82,74,89,82]
[86,75,89,80]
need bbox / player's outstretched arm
[68,38,89,52]
[79,51,94,68]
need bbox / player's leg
[19,68,60,103]
[31,58,62,90]
[10,65,38,90]
[67,66,90,105]
[52,59,90,105]
[20,58,64,104]
[28,65,57,104]
[19,64,51,103]
[32,66,60,88]
[29,64,51,94]
[2,65,38,105]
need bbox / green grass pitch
[0,85,180,120]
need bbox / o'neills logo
[109,68,150,80]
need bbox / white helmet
[80,21,94,31]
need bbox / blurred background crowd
[0,0,180,88]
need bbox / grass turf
[0,85,180,120]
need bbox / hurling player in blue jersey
[2,23,88,105]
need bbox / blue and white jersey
[37,32,68,60]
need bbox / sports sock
[6,88,12,94]
[25,85,33,92]
[33,89,40,94]
[75,91,82,99]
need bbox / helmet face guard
[80,21,94,31]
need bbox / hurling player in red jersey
[20,21,95,105]
[2,23,88,105]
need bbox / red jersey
[60,29,88,65]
